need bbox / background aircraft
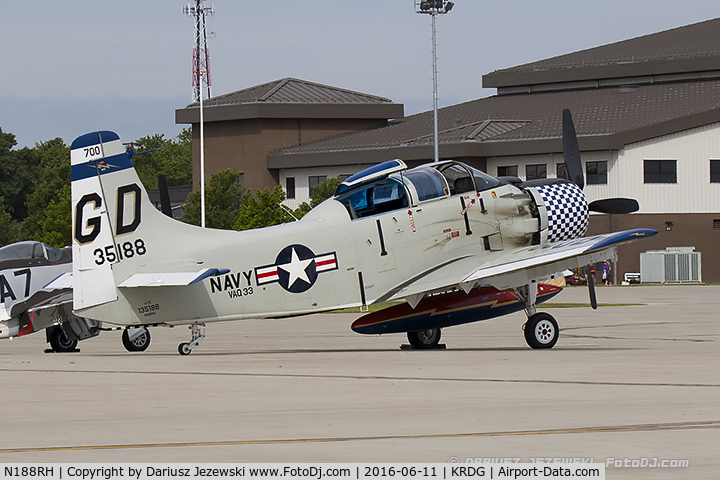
[0,241,100,352]
[65,109,656,354]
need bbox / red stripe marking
[257,269,278,279]
[18,312,34,337]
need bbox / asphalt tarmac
[0,285,718,478]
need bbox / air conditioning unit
[640,247,702,283]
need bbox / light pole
[415,1,454,163]
[199,71,206,228]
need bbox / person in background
[602,260,612,286]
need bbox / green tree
[180,170,340,232]
[235,186,296,231]
[132,128,192,189]
[0,196,20,246]
[22,138,72,247]
[181,168,248,229]
[0,128,41,221]
[294,176,343,218]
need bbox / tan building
[177,18,720,283]
[175,77,403,194]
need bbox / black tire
[524,313,559,349]
[178,343,192,356]
[407,328,441,349]
[49,328,78,353]
[122,328,151,352]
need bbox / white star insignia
[278,247,313,288]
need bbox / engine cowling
[527,182,589,244]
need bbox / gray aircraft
[0,241,100,352]
[62,110,656,355]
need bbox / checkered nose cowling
[533,182,589,243]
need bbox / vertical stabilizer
[70,131,127,310]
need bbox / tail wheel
[122,327,151,352]
[49,328,78,353]
[524,313,559,349]
[407,328,441,349]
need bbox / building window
[286,177,295,199]
[586,161,608,185]
[714,219,720,230]
[644,160,676,184]
[526,164,547,180]
[309,175,327,197]
[237,173,245,188]
[556,163,566,180]
[711,160,720,183]
[497,165,518,177]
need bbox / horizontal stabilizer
[117,268,230,288]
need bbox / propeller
[588,198,639,214]
[562,109,584,189]
[562,108,640,215]
[585,266,598,310]
[561,108,639,307]
[158,174,173,218]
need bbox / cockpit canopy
[335,160,499,219]
[0,241,65,263]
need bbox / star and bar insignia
[255,244,338,293]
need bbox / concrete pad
[0,285,718,479]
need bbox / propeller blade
[585,265,597,310]
[158,174,172,218]
[588,198,639,214]
[562,109,585,189]
[586,265,598,310]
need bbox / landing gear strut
[178,323,205,355]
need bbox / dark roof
[268,18,720,168]
[176,78,403,124]
[195,77,395,107]
[484,18,720,89]
[268,79,720,168]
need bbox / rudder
[71,131,130,310]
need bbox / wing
[0,273,75,322]
[377,228,657,306]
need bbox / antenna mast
[182,0,214,102]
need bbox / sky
[2,1,719,149]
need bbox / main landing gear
[48,327,78,353]
[523,312,559,349]
[512,284,560,349]
[406,328,442,349]
[122,327,151,352]
[178,323,205,356]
